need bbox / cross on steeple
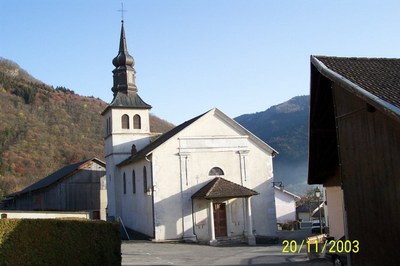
[118,2,127,22]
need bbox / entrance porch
[191,177,259,245]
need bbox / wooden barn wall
[14,163,106,212]
[333,85,400,265]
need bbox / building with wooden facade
[2,158,107,220]
[309,56,400,265]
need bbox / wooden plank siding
[332,84,400,265]
[13,162,106,215]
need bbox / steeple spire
[109,20,151,109]
[112,21,134,69]
[111,20,137,97]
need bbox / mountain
[0,58,174,196]
[0,57,310,197]
[235,95,310,194]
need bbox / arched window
[132,170,136,194]
[122,114,130,129]
[209,167,224,176]
[133,114,141,129]
[143,166,147,193]
[123,172,126,194]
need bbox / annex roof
[274,186,301,200]
[8,158,105,197]
[191,177,259,199]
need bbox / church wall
[105,108,151,154]
[244,141,277,236]
[151,110,277,240]
[104,107,151,222]
[152,146,184,240]
[119,159,154,238]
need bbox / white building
[102,21,278,245]
[274,186,300,224]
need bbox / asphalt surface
[121,229,331,266]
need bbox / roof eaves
[311,55,400,122]
[274,186,301,199]
[214,108,278,156]
[117,111,210,167]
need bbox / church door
[213,203,227,237]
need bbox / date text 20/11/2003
[282,240,360,254]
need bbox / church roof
[192,177,259,199]
[101,92,151,114]
[117,111,208,167]
[117,108,278,167]
[8,158,105,197]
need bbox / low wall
[0,210,90,219]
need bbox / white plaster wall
[245,142,276,236]
[100,175,107,220]
[326,186,345,240]
[120,159,154,237]
[151,110,276,240]
[275,190,297,223]
[110,108,150,134]
[0,211,90,219]
[103,107,151,221]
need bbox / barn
[2,158,107,220]
[309,56,400,265]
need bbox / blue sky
[2,0,400,124]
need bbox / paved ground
[121,229,330,266]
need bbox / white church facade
[103,21,278,245]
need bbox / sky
[2,0,400,124]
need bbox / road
[121,229,330,265]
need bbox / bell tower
[102,20,152,219]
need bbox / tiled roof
[192,177,259,199]
[117,111,208,166]
[314,56,400,109]
[9,158,105,197]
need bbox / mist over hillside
[235,95,310,194]
[0,57,310,197]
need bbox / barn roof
[8,158,105,197]
[191,177,259,199]
[309,56,400,184]
[312,56,400,120]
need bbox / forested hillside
[0,58,173,196]
[235,96,310,194]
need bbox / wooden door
[213,203,227,237]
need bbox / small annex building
[103,21,278,245]
[273,186,300,224]
[2,158,107,220]
[309,55,400,265]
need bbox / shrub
[0,219,121,266]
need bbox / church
[102,20,278,245]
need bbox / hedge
[0,219,121,266]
